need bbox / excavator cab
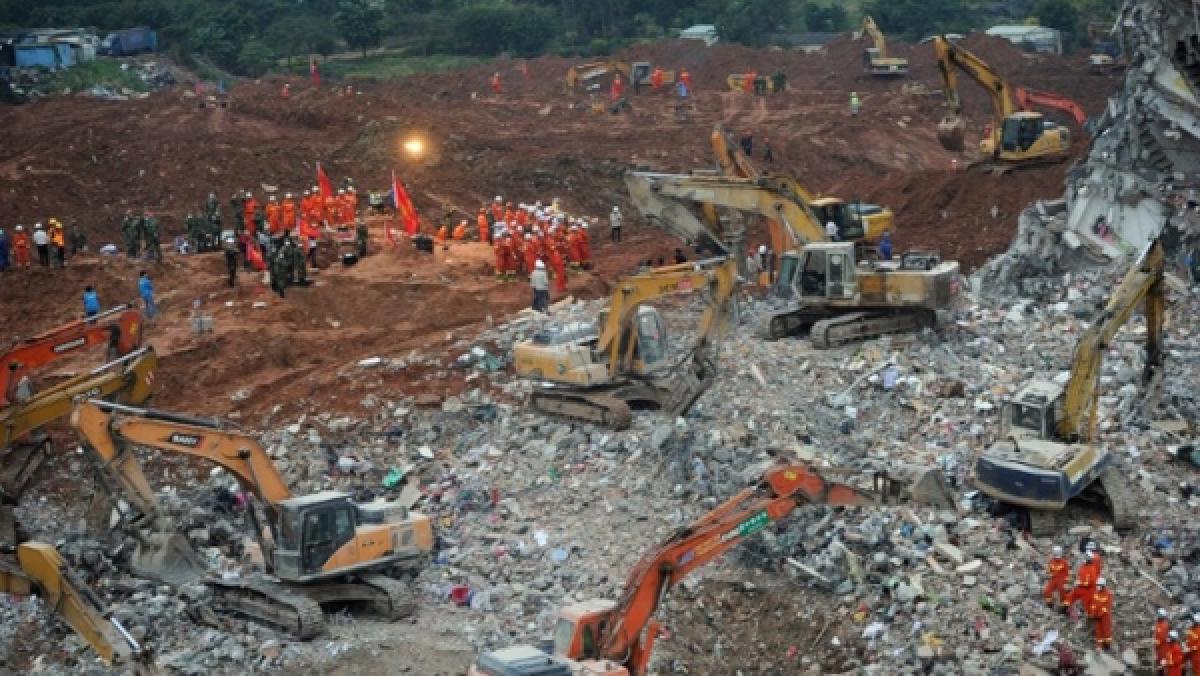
[1000,380,1065,441]
[1000,112,1051,152]
[790,243,858,300]
[810,199,867,241]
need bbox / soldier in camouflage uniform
[122,210,141,258]
[142,211,162,262]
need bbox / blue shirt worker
[879,231,893,261]
[138,270,157,318]
[83,286,100,318]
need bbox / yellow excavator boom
[0,542,157,674]
[1060,238,1166,439]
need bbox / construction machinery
[0,542,158,674]
[1086,20,1124,73]
[1015,87,1089,134]
[469,462,955,676]
[71,399,435,639]
[565,61,674,92]
[512,257,737,429]
[0,347,158,544]
[725,73,782,93]
[973,238,1165,534]
[1,304,144,407]
[932,36,1071,171]
[858,16,909,77]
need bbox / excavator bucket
[877,464,957,508]
[132,533,207,588]
[936,115,966,152]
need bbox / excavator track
[1096,467,1136,532]
[360,574,417,619]
[529,390,633,429]
[207,576,326,640]
[810,310,935,348]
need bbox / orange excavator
[1014,87,1090,134]
[1,305,143,408]
[470,463,954,676]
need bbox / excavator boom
[860,16,908,76]
[933,35,1016,151]
[1015,87,1089,131]
[0,542,158,674]
[1,305,143,407]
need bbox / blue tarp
[11,43,75,69]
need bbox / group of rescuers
[1042,539,1200,672]
[0,219,87,270]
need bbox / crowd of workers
[1042,539,1200,671]
[0,219,86,271]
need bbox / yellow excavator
[933,36,1070,171]
[0,347,158,544]
[859,16,909,77]
[973,238,1165,534]
[513,256,737,428]
[0,542,158,674]
[71,399,434,639]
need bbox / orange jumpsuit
[743,71,756,93]
[282,198,297,233]
[452,222,468,241]
[1163,641,1184,676]
[1063,559,1099,614]
[516,209,529,228]
[435,225,448,245]
[651,68,664,90]
[491,202,504,223]
[12,231,29,267]
[340,193,357,225]
[1156,619,1172,665]
[324,195,339,225]
[266,201,283,235]
[567,230,584,267]
[504,207,516,224]
[492,238,507,276]
[1042,556,1070,605]
[1184,625,1200,674]
[549,246,567,293]
[680,70,691,90]
[610,75,624,101]
[477,211,490,242]
[578,228,591,266]
[1087,588,1113,649]
[490,73,502,94]
[243,198,259,235]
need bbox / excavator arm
[1060,238,1166,440]
[1,305,143,407]
[933,36,1017,151]
[599,464,941,672]
[860,16,889,56]
[1015,87,1088,130]
[0,542,157,674]
[596,257,737,378]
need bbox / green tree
[716,0,784,48]
[1035,0,1081,48]
[265,15,338,67]
[334,0,385,57]
[861,0,980,42]
[237,39,274,77]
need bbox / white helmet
[1085,541,1097,551]
[1169,630,1180,640]
[758,245,767,254]
[34,222,43,230]
[525,233,532,240]
[245,191,253,198]
[285,192,293,199]
[535,260,545,269]
[1192,614,1200,625]
[312,185,319,193]
[1096,577,1106,588]
[303,189,310,196]
[494,195,503,202]
[1158,608,1169,618]
[535,200,543,208]
[1052,546,1062,556]
[269,194,277,201]
[612,206,619,213]
[337,188,345,195]
[15,225,23,231]
[581,222,588,229]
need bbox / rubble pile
[10,257,1198,673]
[993,0,1200,275]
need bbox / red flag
[243,238,267,271]
[392,169,419,236]
[309,55,320,87]
[316,162,333,200]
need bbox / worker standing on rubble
[453,219,468,241]
[530,259,549,312]
[82,285,100,318]
[121,210,140,257]
[610,74,624,102]
[49,219,66,266]
[609,206,622,243]
[1184,614,1200,674]
[282,193,298,234]
[762,138,774,163]
[1063,550,1099,616]
[651,67,664,90]
[567,226,584,269]
[879,231,894,261]
[138,270,157,319]
[205,192,220,225]
[68,221,85,256]
[742,71,755,94]
[1155,608,1172,665]
[477,207,489,244]
[491,72,502,95]
[1042,546,1070,607]
[12,225,29,268]
[549,241,568,293]
[289,234,308,285]
[185,212,203,252]
[143,212,162,262]
[31,223,49,266]
[243,192,259,236]
[679,69,691,91]
[266,195,282,239]
[0,228,7,272]
[270,240,291,298]
[1162,630,1185,676]
[223,235,239,287]
[740,129,754,156]
[850,91,861,117]
[230,192,245,234]
[1088,578,1113,651]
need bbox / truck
[99,28,157,57]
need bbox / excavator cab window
[1008,402,1050,437]
[552,618,578,658]
[299,503,357,573]
[828,252,849,297]
[581,625,596,658]
[799,250,827,296]
[775,254,799,298]
[633,308,669,371]
[1001,117,1044,152]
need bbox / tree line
[0,0,1121,77]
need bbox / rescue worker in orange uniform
[477,208,490,243]
[243,192,259,236]
[743,71,756,94]
[1042,546,1070,607]
[549,242,567,293]
[341,188,358,226]
[611,74,624,101]
[490,72,502,94]
[453,219,468,241]
[1085,540,1103,575]
[516,205,529,229]
[492,232,508,278]
[435,222,448,246]
[522,233,538,274]
[1184,614,1200,675]
[567,225,584,269]
[325,190,341,226]
[1163,630,1185,676]
[504,202,516,226]
[651,67,664,90]
[265,195,282,235]
[679,69,692,91]
[1087,578,1113,651]
[49,220,66,266]
[12,225,30,268]
[491,196,505,223]
[1156,608,1172,666]
[1063,550,1099,616]
[282,193,298,233]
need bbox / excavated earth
[0,34,1124,674]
